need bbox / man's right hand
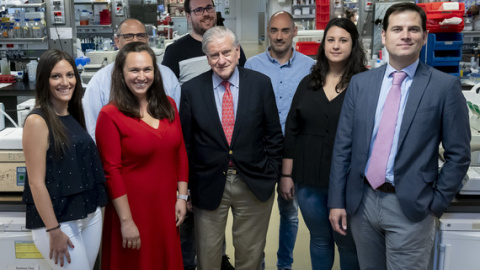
[329,208,348,236]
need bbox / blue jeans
[276,194,299,269]
[297,184,360,270]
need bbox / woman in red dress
[96,42,188,269]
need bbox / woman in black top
[22,49,107,269]
[281,18,367,270]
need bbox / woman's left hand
[175,199,187,227]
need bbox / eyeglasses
[117,33,148,41]
[191,5,215,16]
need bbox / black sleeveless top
[22,108,108,229]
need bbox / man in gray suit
[328,3,471,270]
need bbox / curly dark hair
[309,18,367,92]
[111,42,174,122]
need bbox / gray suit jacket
[328,61,471,222]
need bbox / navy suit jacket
[180,67,283,210]
[328,61,471,222]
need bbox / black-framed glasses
[117,33,148,41]
[191,5,215,16]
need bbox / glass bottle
[13,19,22,38]
[23,19,32,38]
[40,17,47,37]
[32,18,42,38]
[1,23,9,38]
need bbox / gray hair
[202,26,239,55]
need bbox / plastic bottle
[32,18,42,38]
[370,55,378,69]
[27,60,37,81]
[1,58,11,75]
[13,19,22,38]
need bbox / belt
[227,168,238,175]
[364,177,396,193]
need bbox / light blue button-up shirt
[365,59,420,185]
[245,48,315,134]
[212,67,240,121]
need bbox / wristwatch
[177,194,189,201]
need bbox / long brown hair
[309,18,367,92]
[111,42,175,121]
[35,49,85,156]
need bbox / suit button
[223,171,226,175]
[229,150,233,154]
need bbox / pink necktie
[221,81,234,145]
[366,71,408,189]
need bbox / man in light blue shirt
[83,18,180,140]
[245,11,314,270]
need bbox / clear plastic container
[1,58,11,75]
[27,60,37,82]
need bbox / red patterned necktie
[221,81,234,145]
[366,71,407,189]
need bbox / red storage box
[0,75,16,83]
[316,21,328,30]
[296,41,321,56]
[417,2,465,33]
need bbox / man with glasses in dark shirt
[83,18,180,140]
[162,0,246,86]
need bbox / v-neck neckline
[322,87,345,103]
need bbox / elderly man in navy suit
[328,3,471,270]
[180,26,283,270]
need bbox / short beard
[192,16,216,37]
[270,44,291,56]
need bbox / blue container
[420,32,463,64]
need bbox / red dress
[96,99,187,270]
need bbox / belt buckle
[227,168,238,175]
[364,177,395,193]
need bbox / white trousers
[31,207,103,270]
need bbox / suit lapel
[397,62,431,149]
[201,71,229,145]
[365,65,387,147]
[230,68,248,146]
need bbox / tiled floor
[225,41,342,270]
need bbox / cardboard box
[0,150,25,192]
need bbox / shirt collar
[385,58,419,79]
[266,47,296,66]
[212,66,240,88]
